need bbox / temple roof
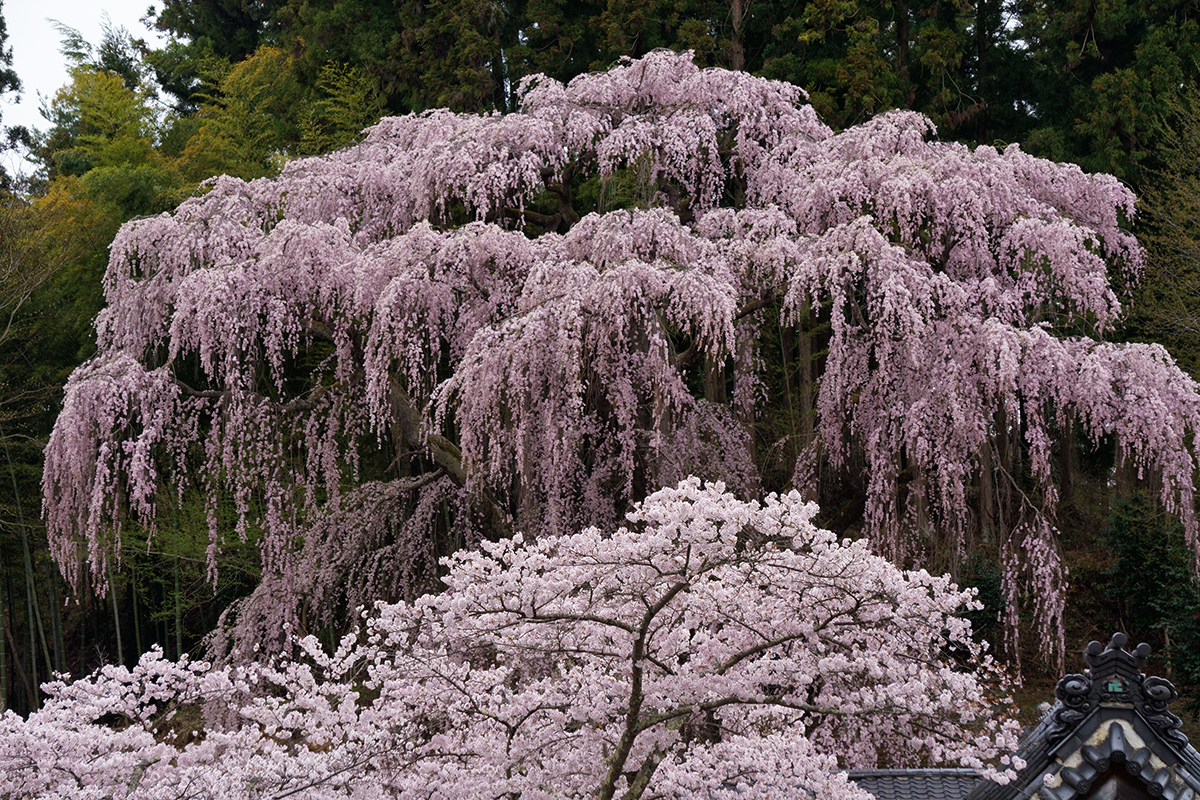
[848,634,1200,800]
[971,633,1200,800]
[846,769,981,800]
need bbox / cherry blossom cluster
[42,50,1199,667]
[8,481,1021,798]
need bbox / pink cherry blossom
[7,481,1020,798]
[42,50,1193,673]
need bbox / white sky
[3,0,167,173]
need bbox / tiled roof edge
[846,769,982,778]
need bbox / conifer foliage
[42,51,1200,668]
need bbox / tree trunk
[0,575,7,711]
[704,357,727,404]
[728,0,749,72]
[4,431,52,678]
[975,0,990,145]
[110,573,124,666]
[1114,436,1133,499]
[20,532,52,678]
[1058,421,1076,511]
[979,441,996,545]
[24,582,35,714]
[993,407,1013,535]
[896,0,911,93]
[780,323,799,463]
[796,306,815,446]
[4,619,33,712]
[174,557,183,658]
[132,568,143,659]
[48,568,64,673]
[80,573,88,677]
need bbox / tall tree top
[150,0,281,62]
[0,0,24,188]
[0,1,18,98]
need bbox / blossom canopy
[5,480,1021,799]
[41,50,1199,666]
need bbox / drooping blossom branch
[42,50,1198,667]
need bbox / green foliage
[0,1,17,100]
[298,62,387,155]
[1127,87,1200,377]
[1102,494,1200,711]
[150,0,282,62]
[0,0,22,190]
[1017,0,1200,184]
[787,0,902,125]
[758,0,1012,137]
[177,46,305,180]
[509,0,613,79]
[143,38,224,113]
[37,61,162,177]
[276,0,518,113]
[962,553,1004,645]
[169,45,389,178]
[118,492,264,662]
[134,0,1198,187]
[0,191,110,713]
[50,19,154,93]
[11,181,113,397]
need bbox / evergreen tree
[0,0,25,190]
[1129,88,1200,375]
[151,0,281,62]
[1017,0,1200,184]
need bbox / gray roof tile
[846,769,980,800]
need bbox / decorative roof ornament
[1044,633,1189,750]
[854,634,1200,800]
[962,633,1200,800]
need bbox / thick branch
[620,749,665,800]
[635,695,850,734]
[169,375,227,399]
[388,375,467,486]
[391,468,446,492]
[280,368,364,413]
[736,291,778,321]
[656,177,693,225]
[598,580,691,800]
[673,291,779,368]
[512,610,637,635]
[500,201,579,233]
[497,161,582,233]
[170,369,365,414]
[501,206,560,228]
[387,374,511,538]
[715,631,807,675]
[304,317,337,343]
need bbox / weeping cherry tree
[42,50,1200,668]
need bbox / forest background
[2,0,1200,719]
